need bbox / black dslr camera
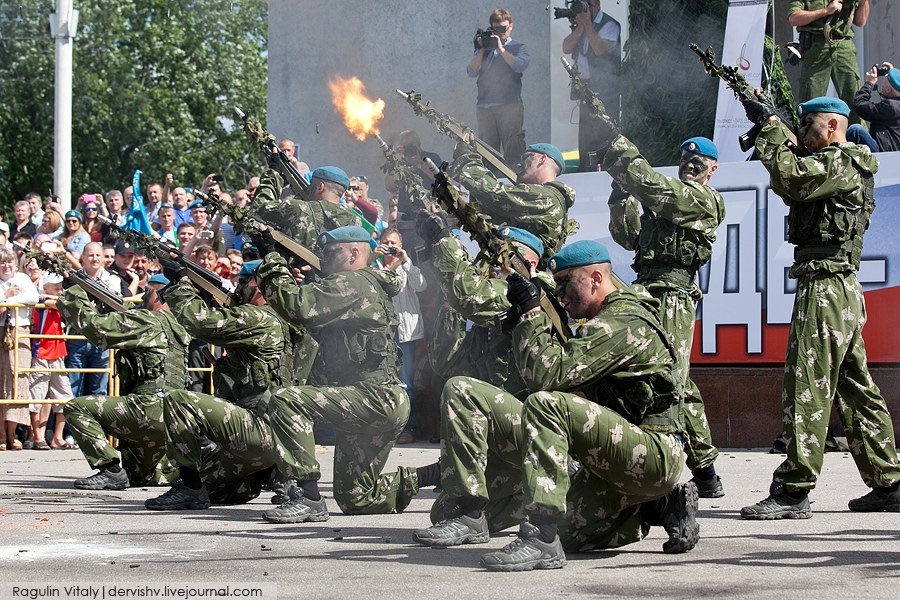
[474,25,505,51]
[553,0,590,25]
[873,64,891,77]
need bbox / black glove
[266,149,282,171]
[415,211,451,245]
[506,272,540,315]
[741,97,775,125]
[593,116,620,166]
[61,275,77,290]
[159,258,188,283]
[249,228,277,257]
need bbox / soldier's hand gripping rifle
[426,159,571,342]
[193,190,323,278]
[396,90,519,183]
[97,215,233,307]
[689,43,803,155]
[234,106,310,200]
[20,244,128,313]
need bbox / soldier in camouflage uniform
[143,260,318,510]
[605,134,727,498]
[59,275,190,490]
[479,241,700,572]
[252,166,362,251]
[411,223,547,544]
[449,142,575,264]
[250,225,425,523]
[740,96,900,518]
[789,0,869,124]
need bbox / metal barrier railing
[0,301,215,405]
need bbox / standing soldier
[605,135,727,498]
[739,96,900,518]
[250,226,429,522]
[59,274,189,490]
[450,142,575,265]
[143,260,317,510]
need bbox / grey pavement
[1,445,898,599]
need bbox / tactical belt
[636,266,695,287]
[795,244,851,261]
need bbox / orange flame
[329,75,385,142]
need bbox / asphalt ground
[1,445,898,599]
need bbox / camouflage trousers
[63,392,176,486]
[429,376,527,533]
[775,271,900,492]
[523,391,685,552]
[800,39,861,125]
[648,283,717,471]
[163,390,277,505]
[267,380,417,514]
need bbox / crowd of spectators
[0,142,444,448]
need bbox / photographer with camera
[467,8,530,163]
[847,63,900,153]
[560,0,621,173]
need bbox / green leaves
[0,0,267,209]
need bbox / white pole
[50,0,78,211]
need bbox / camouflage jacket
[57,286,190,395]
[756,119,878,277]
[252,169,362,252]
[449,150,576,264]
[512,284,683,434]
[257,253,402,387]
[605,135,726,292]
[164,279,317,412]
[428,236,554,396]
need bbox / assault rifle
[234,106,310,200]
[21,244,128,313]
[426,158,571,341]
[396,89,519,183]
[373,134,437,213]
[193,190,322,277]
[560,56,620,135]
[97,216,233,307]
[689,43,803,154]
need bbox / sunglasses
[348,186,361,191]
[84,207,98,212]
[66,219,80,223]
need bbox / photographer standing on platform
[561,0,621,172]
[847,63,900,152]
[467,8,530,163]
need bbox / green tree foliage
[621,0,728,166]
[0,0,267,213]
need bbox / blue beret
[499,226,544,258]
[188,200,206,210]
[549,240,611,273]
[888,68,900,93]
[681,137,718,161]
[311,166,350,189]
[526,143,565,174]
[148,273,170,286]
[64,210,82,221]
[316,225,372,248]
[239,259,262,278]
[798,96,850,118]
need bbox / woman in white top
[0,247,40,450]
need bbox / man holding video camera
[467,8,530,163]
[561,0,621,172]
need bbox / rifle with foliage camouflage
[560,56,621,136]
[193,190,322,278]
[234,106,310,199]
[21,244,128,313]
[97,216,233,307]
[396,89,519,183]
[426,159,571,341]
[690,43,803,154]
[373,134,437,213]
